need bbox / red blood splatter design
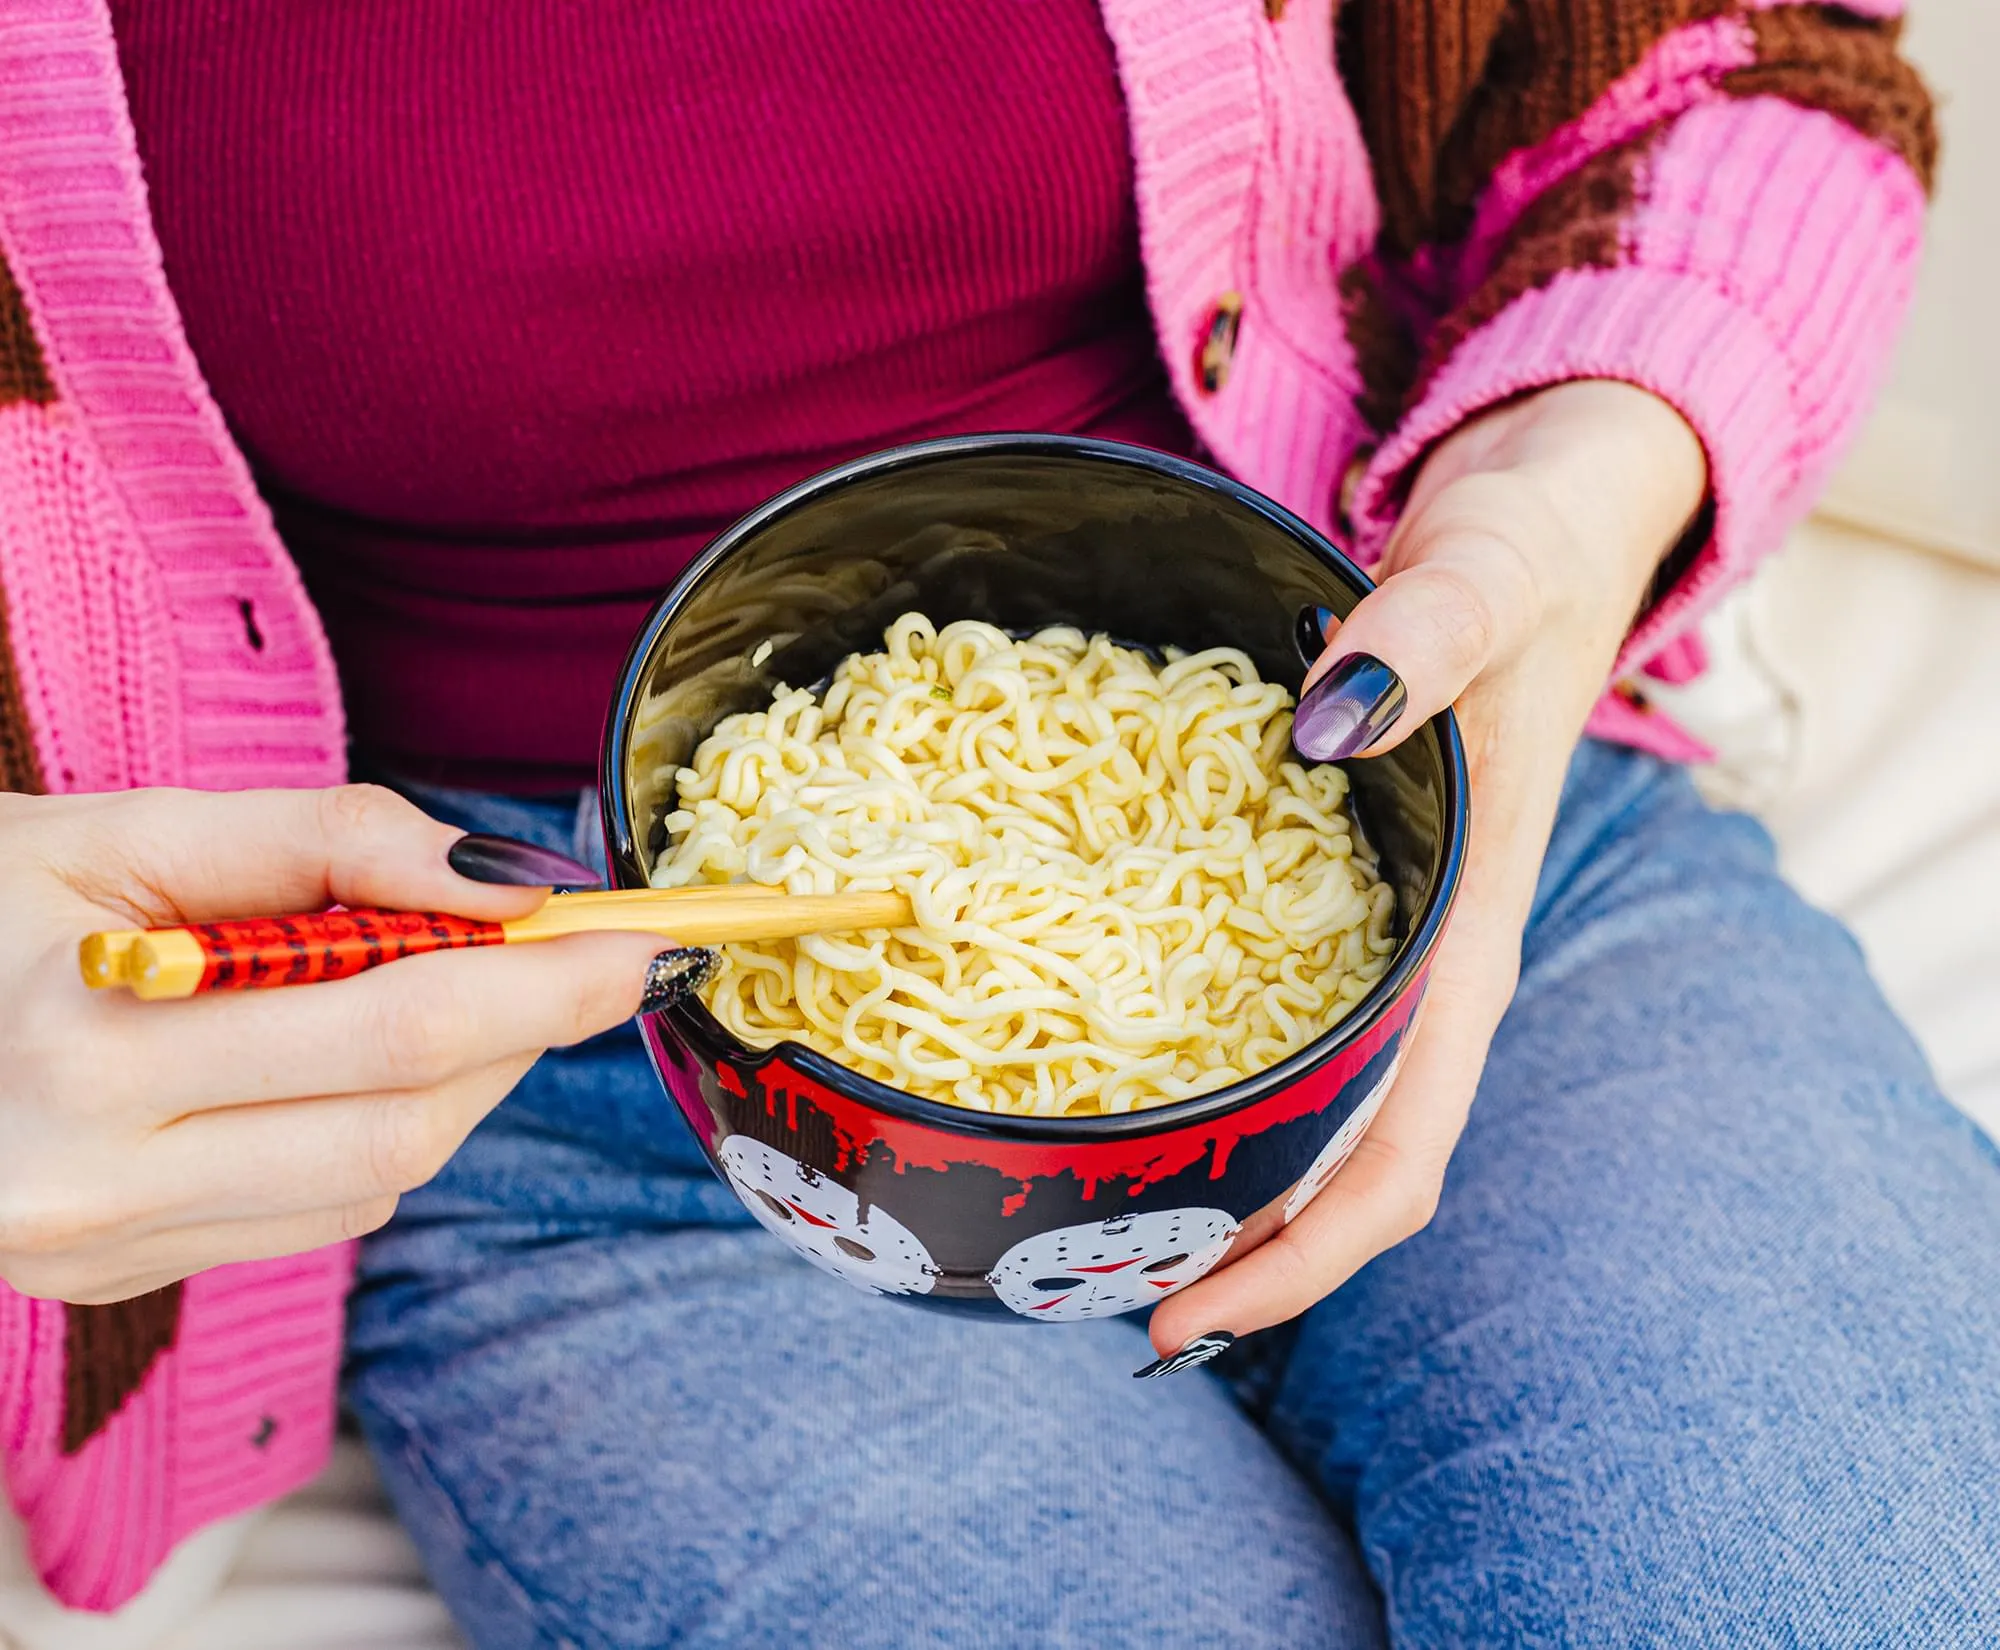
[654,986,1420,1210]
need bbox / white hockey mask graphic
[1282,1046,1407,1224]
[987,1208,1239,1322]
[717,1135,939,1296]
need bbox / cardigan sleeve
[1339,1,1936,681]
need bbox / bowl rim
[600,432,1469,1142]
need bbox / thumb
[74,784,581,927]
[1296,509,1543,762]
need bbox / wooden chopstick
[81,885,914,1001]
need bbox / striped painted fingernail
[1133,1330,1236,1379]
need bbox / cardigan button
[1611,679,1655,715]
[1197,292,1244,394]
[1265,0,1287,17]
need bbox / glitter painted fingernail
[639,948,719,1015]
[446,832,603,890]
[1292,653,1407,762]
[1133,1330,1236,1379]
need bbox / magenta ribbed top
[109,0,1196,790]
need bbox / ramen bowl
[601,435,1466,1320]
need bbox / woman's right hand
[0,784,666,1305]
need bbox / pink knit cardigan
[0,0,1928,1608]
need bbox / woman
[1,0,1994,1642]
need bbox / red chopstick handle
[186,909,506,992]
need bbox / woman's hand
[0,784,666,1304]
[1148,380,1708,1363]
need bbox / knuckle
[368,978,478,1088]
[562,959,641,1046]
[1410,563,1500,681]
[1260,1230,1323,1301]
[318,782,409,852]
[7,1013,86,1107]
[365,1098,461,1194]
[0,1185,109,1262]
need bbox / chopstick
[79,885,914,1001]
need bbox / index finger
[95,926,667,1116]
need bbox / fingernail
[1292,653,1407,761]
[639,948,719,1015]
[1294,605,1340,665]
[1133,1330,1235,1379]
[447,832,603,889]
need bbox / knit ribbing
[1352,95,1928,681]
[0,252,53,405]
[0,0,344,797]
[1340,2,1933,256]
[0,251,56,791]
[110,0,1192,789]
[0,570,42,792]
[1725,7,1936,187]
[0,0,353,1614]
[1101,0,1380,539]
[60,1290,181,1455]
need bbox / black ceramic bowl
[602,436,1466,1320]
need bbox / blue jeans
[345,743,2000,1648]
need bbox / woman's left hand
[1147,379,1708,1364]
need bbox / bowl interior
[604,438,1460,1075]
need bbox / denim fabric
[347,744,2000,1649]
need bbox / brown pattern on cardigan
[0,682,39,793]
[0,585,42,795]
[1724,8,1936,192]
[1338,259,1422,437]
[64,1287,187,1455]
[1339,0,1692,254]
[1339,2,1933,257]
[3,248,189,1450]
[1,251,55,793]
[0,251,56,407]
[1332,2,1935,434]
[0,251,52,794]
[1418,136,1653,398]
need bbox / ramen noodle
[650,614,1396,1116]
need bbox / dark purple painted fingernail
[639,948,719,1015]
[1294,605,1340,665]
[446,832,602,889]
[1133,1330,1235,1379]
[1292,653,1407,761]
